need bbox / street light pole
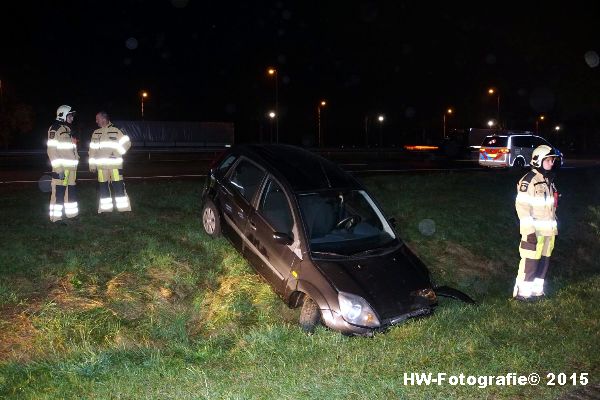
[268,111,276,143]
[317,100,326,147]
[443,108,453,139]
[488,88,500,128]
[536,115,545,134]
[364,116,369,147]
[141,91,148,119]
[268,68,279,143]
[377,114,385,147]
[497,94,501,127]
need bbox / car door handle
[249,219,257,230]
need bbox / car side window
[229,160,265,203]
[216,155,237,176]
[512,136,532,148]
[258,179,293,237]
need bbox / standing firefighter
[47,105,79,222]
[88,111,132,213]
[513,145,560,301]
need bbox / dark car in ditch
[201,144,472,335]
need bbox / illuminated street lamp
[267,67,279,143]
[487,120,495,128]
[377,114,385,147]
[554,125,560,131]
[141,91,148,119]
[535,115,545,134]
[268,110,276,143]
[317,100,327,147]
[488,88,500,127]
[443,107,453,139]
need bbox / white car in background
[478,134,563,168]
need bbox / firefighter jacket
[515,169,558,237]
[88,123,131,170]
[47,122,79,172]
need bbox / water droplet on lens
[418,219,436,236]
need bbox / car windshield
[297,190,397,256]
[482,136,508,147]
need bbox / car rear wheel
[299,296,321,333]
[202,200,221,237]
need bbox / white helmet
[56,105,76,122]
[531,144,558,168]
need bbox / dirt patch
[106,272,138,301]
[0,305,39,362]
[439,241,506,277]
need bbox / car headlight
[338,292,380,328]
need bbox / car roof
[484,133,539,138]
[235,144,362,192]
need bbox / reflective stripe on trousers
[97,168,131,213]
[513,235,555,298]
[49,170,78,222]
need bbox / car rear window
[482,136,507,147]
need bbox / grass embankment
[0,169,598,399]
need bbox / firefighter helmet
[531,144,558,168]
[56,105,76,122]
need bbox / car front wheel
[202,200,221,237]
[299,296,321,333]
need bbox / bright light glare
[268,111,276,118]
[377,115,384,122]
[487,120,495,127]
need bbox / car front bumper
[321,307,434,336]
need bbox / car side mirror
[388,217,397,228]
[273,232,294,246]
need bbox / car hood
[313,243,433,320]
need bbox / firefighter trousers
[97,168,131,213]
[50,170,78,222]
[513,235,555,298]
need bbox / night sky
[1,1,599,146]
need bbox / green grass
[0,169,598,399]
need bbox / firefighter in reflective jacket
[513,145,560,301]
[47,105,79,222]
[88,111,132,213]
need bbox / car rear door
[521,136,535,165]
[244,176,300,295]
[220,158,266,251]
